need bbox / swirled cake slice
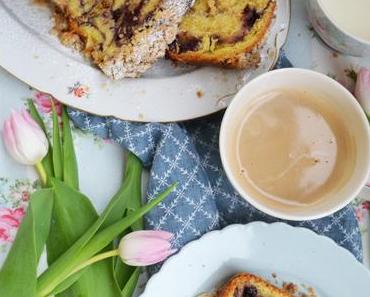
[217,273,294,297]
[167,0,276,69]
[50,0,193,78]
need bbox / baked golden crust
[167,0,276,69]
[217,273,294,297]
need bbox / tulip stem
[64,249,120,283]
[38,249,120,297]
[35,162,47,187]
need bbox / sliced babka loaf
[50,0,194,78]
[167,0,276,69]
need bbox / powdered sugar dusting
[101,0,194,79]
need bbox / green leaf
[114,153,143,290]
[46,179,96,263]
[59,263,120,297]
[46,179,121,297]
[0,189,54,297]
[50,153,143,294]
[28,99,54,183]
[98,153,143,231]
[124,153,144,231]
[61,107,79,190]
[50,270,85,296]
[51,102,63,180]
[121,268,141,297]
[37,183,176,297]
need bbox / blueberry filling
[234,285,259,297]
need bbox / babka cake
[50,0,193,78]
[167,0,276,69]
[217,273,294,297]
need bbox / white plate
[141,222,370,297]
[0,0,290,122]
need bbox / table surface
[0,0,369,269]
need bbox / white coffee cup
[219,68,370,220]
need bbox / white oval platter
[0,0,290,122]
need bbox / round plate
[141,222,370,297]
[0,0,290,122]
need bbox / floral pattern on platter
[0,178,37,254]
[0,208,25,242]
[354,197,370,235]
[68,82,90,99]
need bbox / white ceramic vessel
[219,68,370,221]
[307,0,370,57]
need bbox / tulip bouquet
[0,100,177,297]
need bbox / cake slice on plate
[167,0,276,69]
[50,0,194,78]
[217,273,294,297]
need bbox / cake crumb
[271,272,277,278]
[306,287,317,297]
[196,90,204,98]
[283,282,298,295]
[207,0,217,15]
[299,287,317,297]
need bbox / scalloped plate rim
[141,222,370,297]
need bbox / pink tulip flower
[355,67,370,118]
[118,230,177,266]
[2,109,49,165]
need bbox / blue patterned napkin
[68,52,363,264]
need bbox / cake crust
[217,273,294,297]
[100,0,194,78]
[167,0,276,69]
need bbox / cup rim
[219,68,370,221]
[317,0,370,46]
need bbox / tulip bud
[2,109,49,165]
[118,230,176,266]
[355,67,370,117]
